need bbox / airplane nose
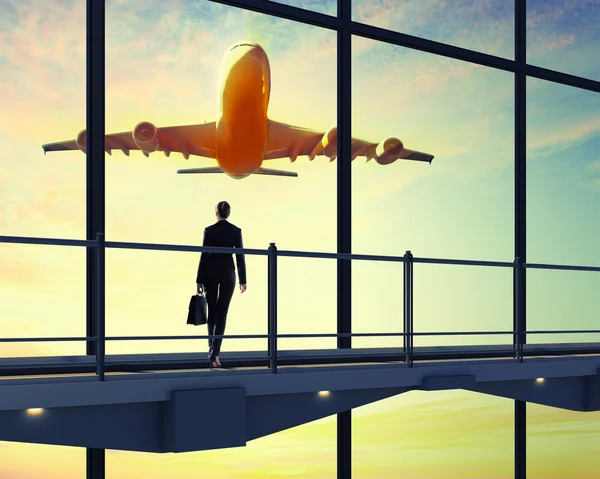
[228,42,265,63]
[229,42,257,56]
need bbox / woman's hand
[240,284,247,293]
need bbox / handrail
[524,263,600,273]
[0,235,95,247]
[2,233,600,271]
[2,329,600,343]
[2,231,600,378]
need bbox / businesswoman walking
[196,201,247,369]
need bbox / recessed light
[26,408,44,416]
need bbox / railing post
[96,232,105,380]
[403,250,414,367]
[514,256,524,363]
[268,243,278,373]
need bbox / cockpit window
[230,43,256,51]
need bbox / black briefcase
[187,292,208,326]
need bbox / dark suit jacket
[196,220,247,285]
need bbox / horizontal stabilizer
[254,167,297,177]
[400,149,435,163]
[177,167,224,174]
[177,167,298,177]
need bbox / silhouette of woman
[196,201,247,369]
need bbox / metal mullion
[514,0,527,478]
[351,19,600,94]
[208,0,339,30]
[337,4,352,479]
[86,0,106,477]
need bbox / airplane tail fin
[176,167,298,177]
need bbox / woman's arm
[196,228,210,285]
[235,229,247,288]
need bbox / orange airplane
[42,41,434,179]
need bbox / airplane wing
[42,122,217,160]
[263,120,434,164]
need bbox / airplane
[42,41,434,179]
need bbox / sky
[0,0,599,477]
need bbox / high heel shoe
[208,355,220,369]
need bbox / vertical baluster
[514,256,524,363]
[268,243,278,373]
[404,251,414,367]
[96,232,105,380]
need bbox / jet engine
[372,137,404,165]
[133,121,159,153]
[76,129,87,154]
[309,126,337,160]
[320,126,338,159]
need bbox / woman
[196,201,247,369]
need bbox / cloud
[353,0,515,59]
[526,0,600,79]
[529,116,600,155]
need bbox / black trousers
[204,269,236,356]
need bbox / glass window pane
[0,442,84,478]
[352,36,514,261]
[352,36,514,352]
[105,248,268,355]
[527,269,600,345]
[527,78,600,266]
[0,244,85,358]
[107,417,336,478]
[352,262,513,350]
[352,0,514,59]
[105,0,336,357]
[527,0,600,81]
[527,77,600,346]
[413,264,513,348]
[0,0,86,239]
[353,391,514,478]
[528,404,600,478]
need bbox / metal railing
[2,233,600,380]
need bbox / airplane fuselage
[216,41,271,179]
